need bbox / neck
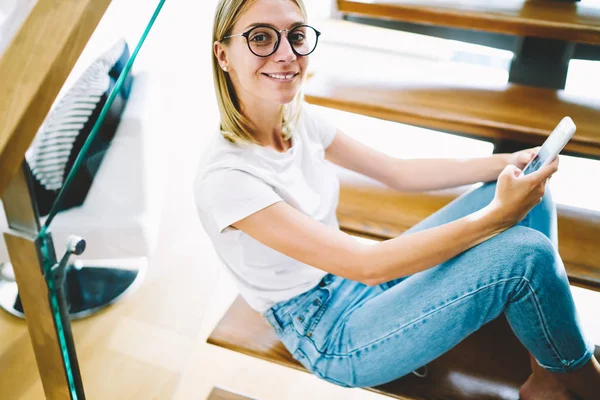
[239,96,289,152]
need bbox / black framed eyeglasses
[222,24,321,57]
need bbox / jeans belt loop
[320,273,332,287]
[263,308,284,335]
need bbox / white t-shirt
[194,104,340,313]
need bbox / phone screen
[523,153,543,175]
[522,117,576,175]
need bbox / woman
[194,0,600,398]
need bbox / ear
[214,41,230,71]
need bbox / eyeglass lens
[247,26,318,57]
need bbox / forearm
[361,204,506,286]
[390,154,509,192]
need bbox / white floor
[58,1,600,398]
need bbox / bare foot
[519,373,575,400]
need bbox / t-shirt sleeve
[303,104,338,149]
[196,169,283,234]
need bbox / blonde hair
[212,0,307,146]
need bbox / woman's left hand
[506,147,540,171]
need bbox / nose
[273,33,296,63]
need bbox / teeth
[267,73,295,80]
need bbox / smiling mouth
[262,72,299,82]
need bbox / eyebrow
[243,21,305,31]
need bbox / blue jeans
[262,182,596,388]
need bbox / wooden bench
[304,71,600,159]
[337,0,600,44]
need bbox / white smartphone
[522,116,576,175]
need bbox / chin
[272,89,301,105]
[275,96,298,105]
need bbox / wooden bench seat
[305,71,600,159]
[209,297,600,400]
[338,0,600,44]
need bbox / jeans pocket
[289,287,331,338]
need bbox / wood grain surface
[305,72,600,158]
[4,233,70,400]
[338,0,600,44]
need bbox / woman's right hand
[488,156,559,229]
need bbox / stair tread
[209,295,599,400]
[208,298,528,400]
[338,0,600,44]
[305,70,600,158]
[335,172,600,290]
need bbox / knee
[500,226,562,278]
[509,225,555,254]
[453,225,557,280]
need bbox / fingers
[524,146,540,157]
[522,151,536,164]
[501,164,522,178]
[526,156,559,182]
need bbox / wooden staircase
[209,2,600,399]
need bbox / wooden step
[308,19,600,158]
[207,387,254,400]
[305,71,600,159]
[335,170,600,291]
[338,0,600,44]
[209,296,600,400]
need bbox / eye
[289,32,305,43]
[251,33,269,42]
[248,28,275,46]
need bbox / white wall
[303,0,336,21]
